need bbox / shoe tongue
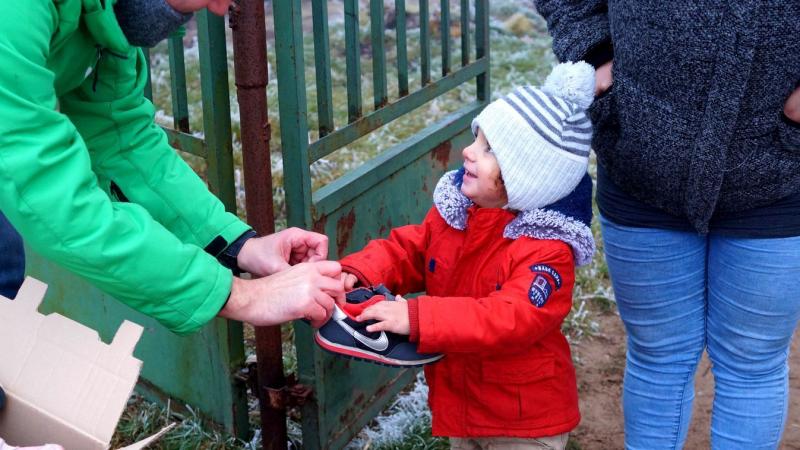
[341,295,385,318]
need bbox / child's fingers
[366,320,393,333]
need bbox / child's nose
[462,145,474,161]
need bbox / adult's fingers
[313,260,342,278]
[304,303,327,326]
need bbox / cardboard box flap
[0,277,145,447]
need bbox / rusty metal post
[229,2,286,449]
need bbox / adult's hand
[595,60,613,96]
[166,0,232,16]
[219,261,344,328]
[237,227,329,277]
[785,85,800,123]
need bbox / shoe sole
[314,332,443,368]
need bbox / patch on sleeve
[529,275,552,307]
[529,263,562,289]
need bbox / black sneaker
[314,285,443,367]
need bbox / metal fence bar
[441,0,450,75]
[162,129,207,157]
[420,0,430,85]
[311,0,334,136]
[344,0,363,122]
[313,100,483,214]
[370,0,388,109]
[475,0,489,101]
[308,57,488,161]
[230,1,284,448]
[168,31,190,133]
[274,0,314,229]
[460,0,470,66]
[395,0,409,96]
[198,11,237,206]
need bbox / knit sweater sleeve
[533,0,612,64]
[114,0,192,48]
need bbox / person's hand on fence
[166,0,232,16]
[237,228,329,277]
[219,261,344,328]
[785,85,800,124]
[595,60,613,96]
[358,296,410,335]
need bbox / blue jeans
[0,211,24,299]
[600,215,800,450]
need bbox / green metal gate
[25,10,250,438]
[273,1,490,448]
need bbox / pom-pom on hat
[471,61,595,212]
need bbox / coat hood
[433,169,595,266]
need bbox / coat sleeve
[339,208,437,295]
[415,240,575,354]
[0,1,237,334]
[58,48,250,253]
[533,0,612,65]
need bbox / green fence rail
[274,1,490,448]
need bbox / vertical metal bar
[311,0,334,136]
[460,0,470,66]
[168,29,190,133]
[395,0,409,96]
[273,0,319,446]
[420,0,430,85]
[274,1,313,226]
[370,0,388,109]
[196,9,249,438]
[344,0,362,122]
[475,0,489,102]
[230,1,285,449]
[142,48,153,101]
[440,0,450,76]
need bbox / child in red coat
[339,62,596,450]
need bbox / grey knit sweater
[535,1,800,233]
[115,0,192,48]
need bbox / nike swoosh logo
[333,306,389,351]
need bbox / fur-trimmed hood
[433,169,596,266]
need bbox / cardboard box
[0,277,172,450]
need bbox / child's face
[460,129,508,208]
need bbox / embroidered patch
[529,274,552,307]
[529,264,562,289]
[428,258,436,273]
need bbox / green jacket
[0,0,250,334]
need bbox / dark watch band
[218,229,258,274]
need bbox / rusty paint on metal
[336,208,357,257]
[431,140,452,169]
[230,1,286,448]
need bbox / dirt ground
[570,307,800,450]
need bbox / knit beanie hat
[471,61,595,211]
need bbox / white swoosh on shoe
[333,305,390,352]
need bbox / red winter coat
[340,204,582,438]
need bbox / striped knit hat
[471,61,595,212]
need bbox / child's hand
[340,272,358,291]
[358,296,410,335]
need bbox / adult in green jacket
[0,0,343,334]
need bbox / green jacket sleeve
[0,1,239,334]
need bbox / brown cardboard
[0,277,171,449]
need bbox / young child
[339,62,596,449]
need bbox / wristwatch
[218,229,258,275]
